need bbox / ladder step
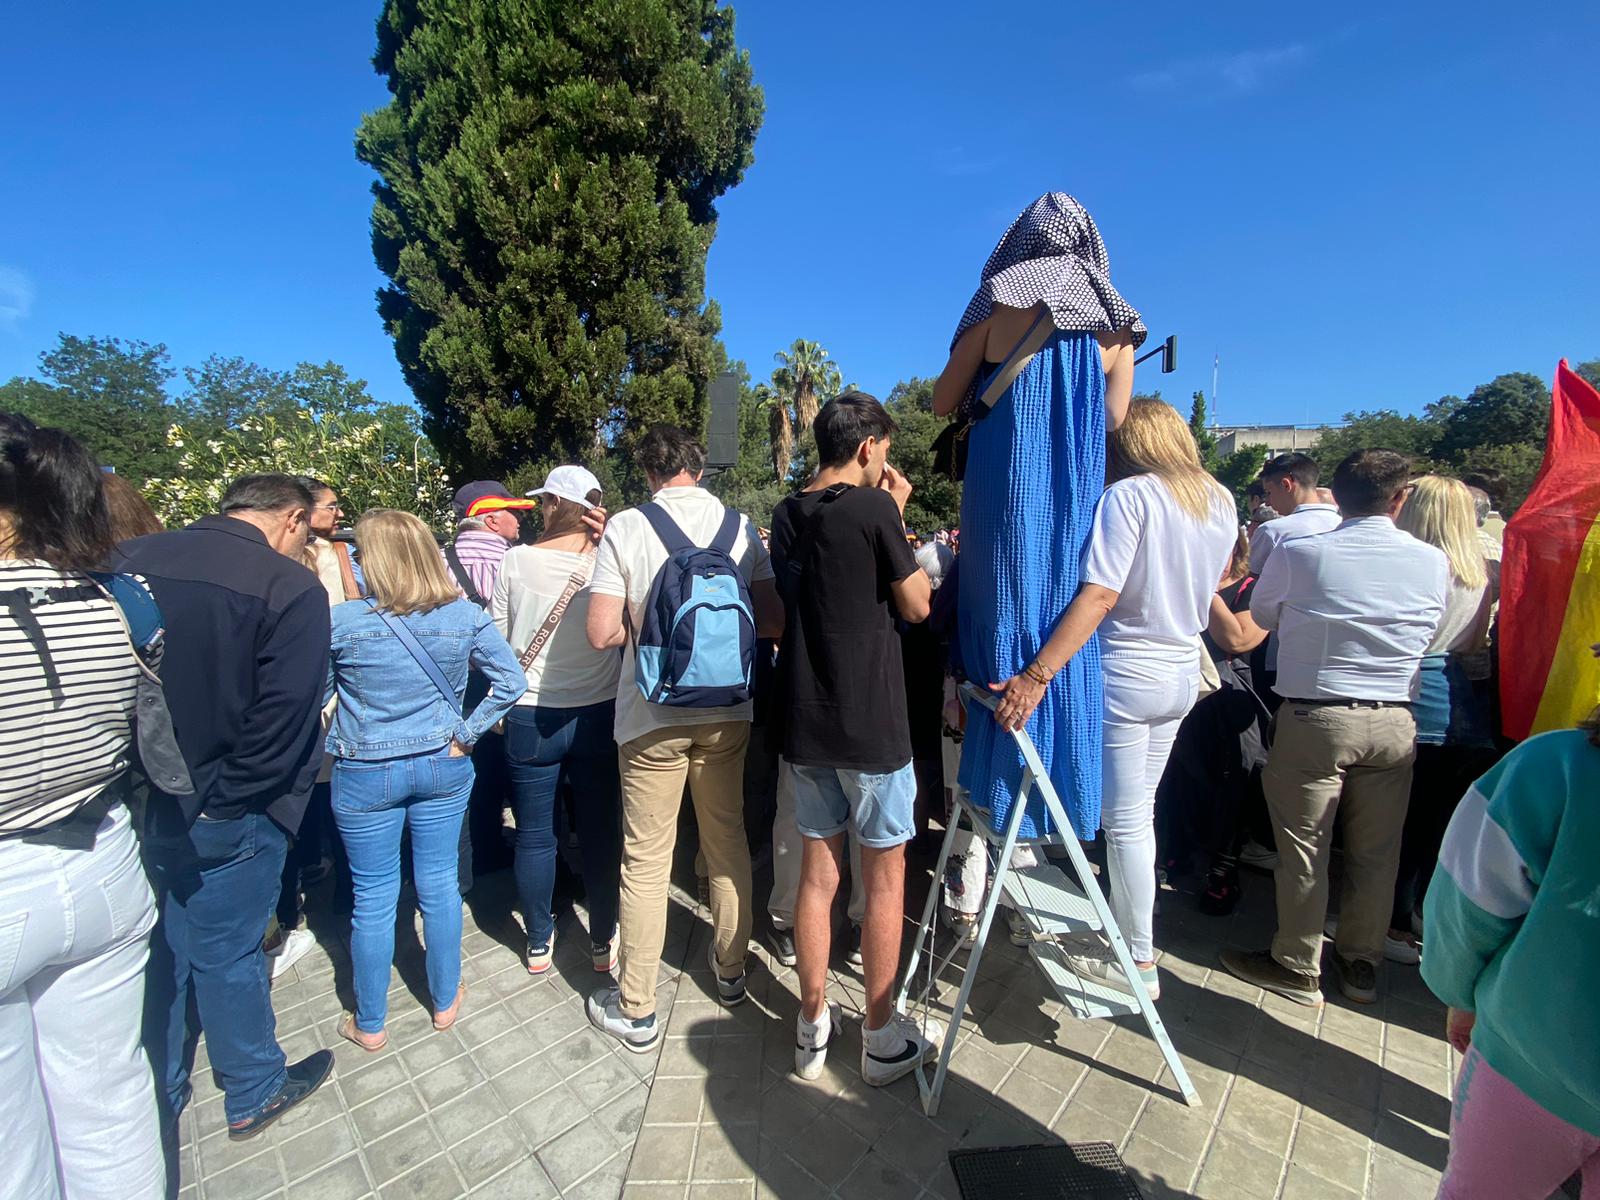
[1028,939,1144,1021]
[1001,860,1105,940]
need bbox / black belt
[1284,697,1408,710]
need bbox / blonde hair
[1396,476,1487,591]
[1109,398,1229,521]
[355,509,460,616]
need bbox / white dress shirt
[1249,502,1342,574]
[1250,516,1450,702]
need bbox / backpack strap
[708,507,743,557]
[639,503,695,556]
[443,542,487,608]
[364,600,462,712]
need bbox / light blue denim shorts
[788,761,916,848]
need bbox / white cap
[527,464,602,508]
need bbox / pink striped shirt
[446,530,511,604]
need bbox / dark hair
[293,474,334,499]
[814,391,898,468]
[636,425,706,481]
[0,412,116,571]
[1245,480,1267,500]
[101,472,164,541]
[220,473,314,515]
[1260,452,1319,490]
[1330,449,1412,517]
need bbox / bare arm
[1098,329,1135,430]
[990,583,1119,731]
[1208,593,1268,656]
[750,578,784,639]
[932,321,991,417]
[890,570,932,624]
[587,592,627,650]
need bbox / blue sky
[3,3,1597,428]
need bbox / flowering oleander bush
[145,404,450,529]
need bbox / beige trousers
[1263,702,1416,974]
[616,720,752,1018]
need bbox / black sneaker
[770,926,797,967]
[227,1050,334,1141]
[1219,948,1324,1008]
[846,923,863,966]
[1198,865,1241,916]
[1333,954,1378,1004]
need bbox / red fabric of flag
[1499,361,1600,740]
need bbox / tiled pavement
[181,853,1469,1200]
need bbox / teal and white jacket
[1422,729,1600,1135]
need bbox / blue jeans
[505,702,622,951]
[332,747,473,1033]
[141,810,289,1125]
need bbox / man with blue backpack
[583,425,784,1051]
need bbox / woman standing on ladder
[933,192,1141,844]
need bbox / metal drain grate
[947,1142,1147,1199]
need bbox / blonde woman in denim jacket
[326,510,526,1050]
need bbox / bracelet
[1023,661,1054,686]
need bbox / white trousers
[1101,653,1199,963]
[769,760,864,928]
[0,805,165,1200]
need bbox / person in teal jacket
[1422,707,1600,1198]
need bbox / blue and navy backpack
[633,503,755,708]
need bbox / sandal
[337,1014,388,1053]
[433,983,468,1031]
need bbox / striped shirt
[446,530,511,604]
[0,561,140,834]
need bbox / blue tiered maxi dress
[956,329,1105,839]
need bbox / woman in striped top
[0,413,167,1200]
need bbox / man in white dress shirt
[1249,453,1343,574]
[1222,450,1448,1008]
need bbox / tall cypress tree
[356,0,762,477]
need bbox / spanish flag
[1499,361,1600,740]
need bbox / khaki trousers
[616,720,752,1018]
[1263,703,1415,974]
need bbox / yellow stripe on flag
[1531,512,1600,735]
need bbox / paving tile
[753,1140,829,1200]
[451,1118,532,1189]
[597,1082,651,1145]
[511,1079,587,1147]
[281,1116,360,1182]
[657,1035,714,1078]
[292,1154,373,1200]
[196,1130,274,1179]
[364,1119,446,1186]
[431,1085,511,1148]
[783,1110,868,1189]
[1370,1146,1442,1199]
[1121,1134,1198,1199]
[1280,1164,1363,1199]
[1133,1096,1216,1161]
[570,1049,643,1110]
[274,1073,346,1135]
[691,1120,758,1183]
[994,1067,1067,1127]
[1372,1114,1448,1173]
[338,1056,410,1109]
[413,1053,488,1107]
[622,1184,686,1199]
[377,1153,461,1200]
[562,1152,628,1200]
[468,1159,558,1199]
[205,1150,286,1200]
[1051,1102,1135,1151]
[837,1151,919,1200]
[1286,1125,1370,1194]
[1196,1131,1284,1199]
[1069,1065,1152,1126]
[645,1076,708,1125]
[544,1026,616,1079]
[397,1028,467,1076]
[1217,1068,1299,1154]
[632,1123,699,1183]
[536,1117,621,1192]
[350,1086,427,1147]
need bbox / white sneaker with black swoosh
[794,1000,843,1081]
[860,1010,943,1088]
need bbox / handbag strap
[977,308,1056,412]
[365,600,461,711]
[443,542,487,608]
[517,552,595,673]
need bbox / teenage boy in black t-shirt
[769,392,942,1086]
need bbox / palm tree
[773,339,843,436]
[753,384,793,482]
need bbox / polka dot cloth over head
[951,192,1147,354]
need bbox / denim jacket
[327,597,527,760]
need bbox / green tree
[772,339,842,441]
[1434,371,1550,463]
[883,378,961,535]
[0,334,181,480]
[1312,410,1442,478]
[179,355,290,429]
[355,0,764,478]
[1188,389,1219,470]
[1213,443,1269,520]
[1576,360,1600,391]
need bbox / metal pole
[1212,352,1220,430]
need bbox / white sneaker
[1005,907,1034,946]
[585,987,659,1053]
[1063,939,1160,1001]
[794,1001,842,1081]
[708,938,748,1006]
[861,1010,943,1087]
[268,927,318,979]
[1238,839,1279,871]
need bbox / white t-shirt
[492,545,621,709]
[590,485,774,746]
[1428,575,1490,656]
[1081,474,1239,661]
[1249,502,1342,574]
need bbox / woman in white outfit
[989,398,1236,999]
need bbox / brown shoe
[433,983,467,1031]
[1219,948,1324,1007]
[337,1014,388,1053]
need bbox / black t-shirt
[770,483,921,772]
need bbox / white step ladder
[897,683,1200,1115]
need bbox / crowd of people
[4,191,1596,1200]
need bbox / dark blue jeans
[505,701,622,951]
[141,810,289,1125]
